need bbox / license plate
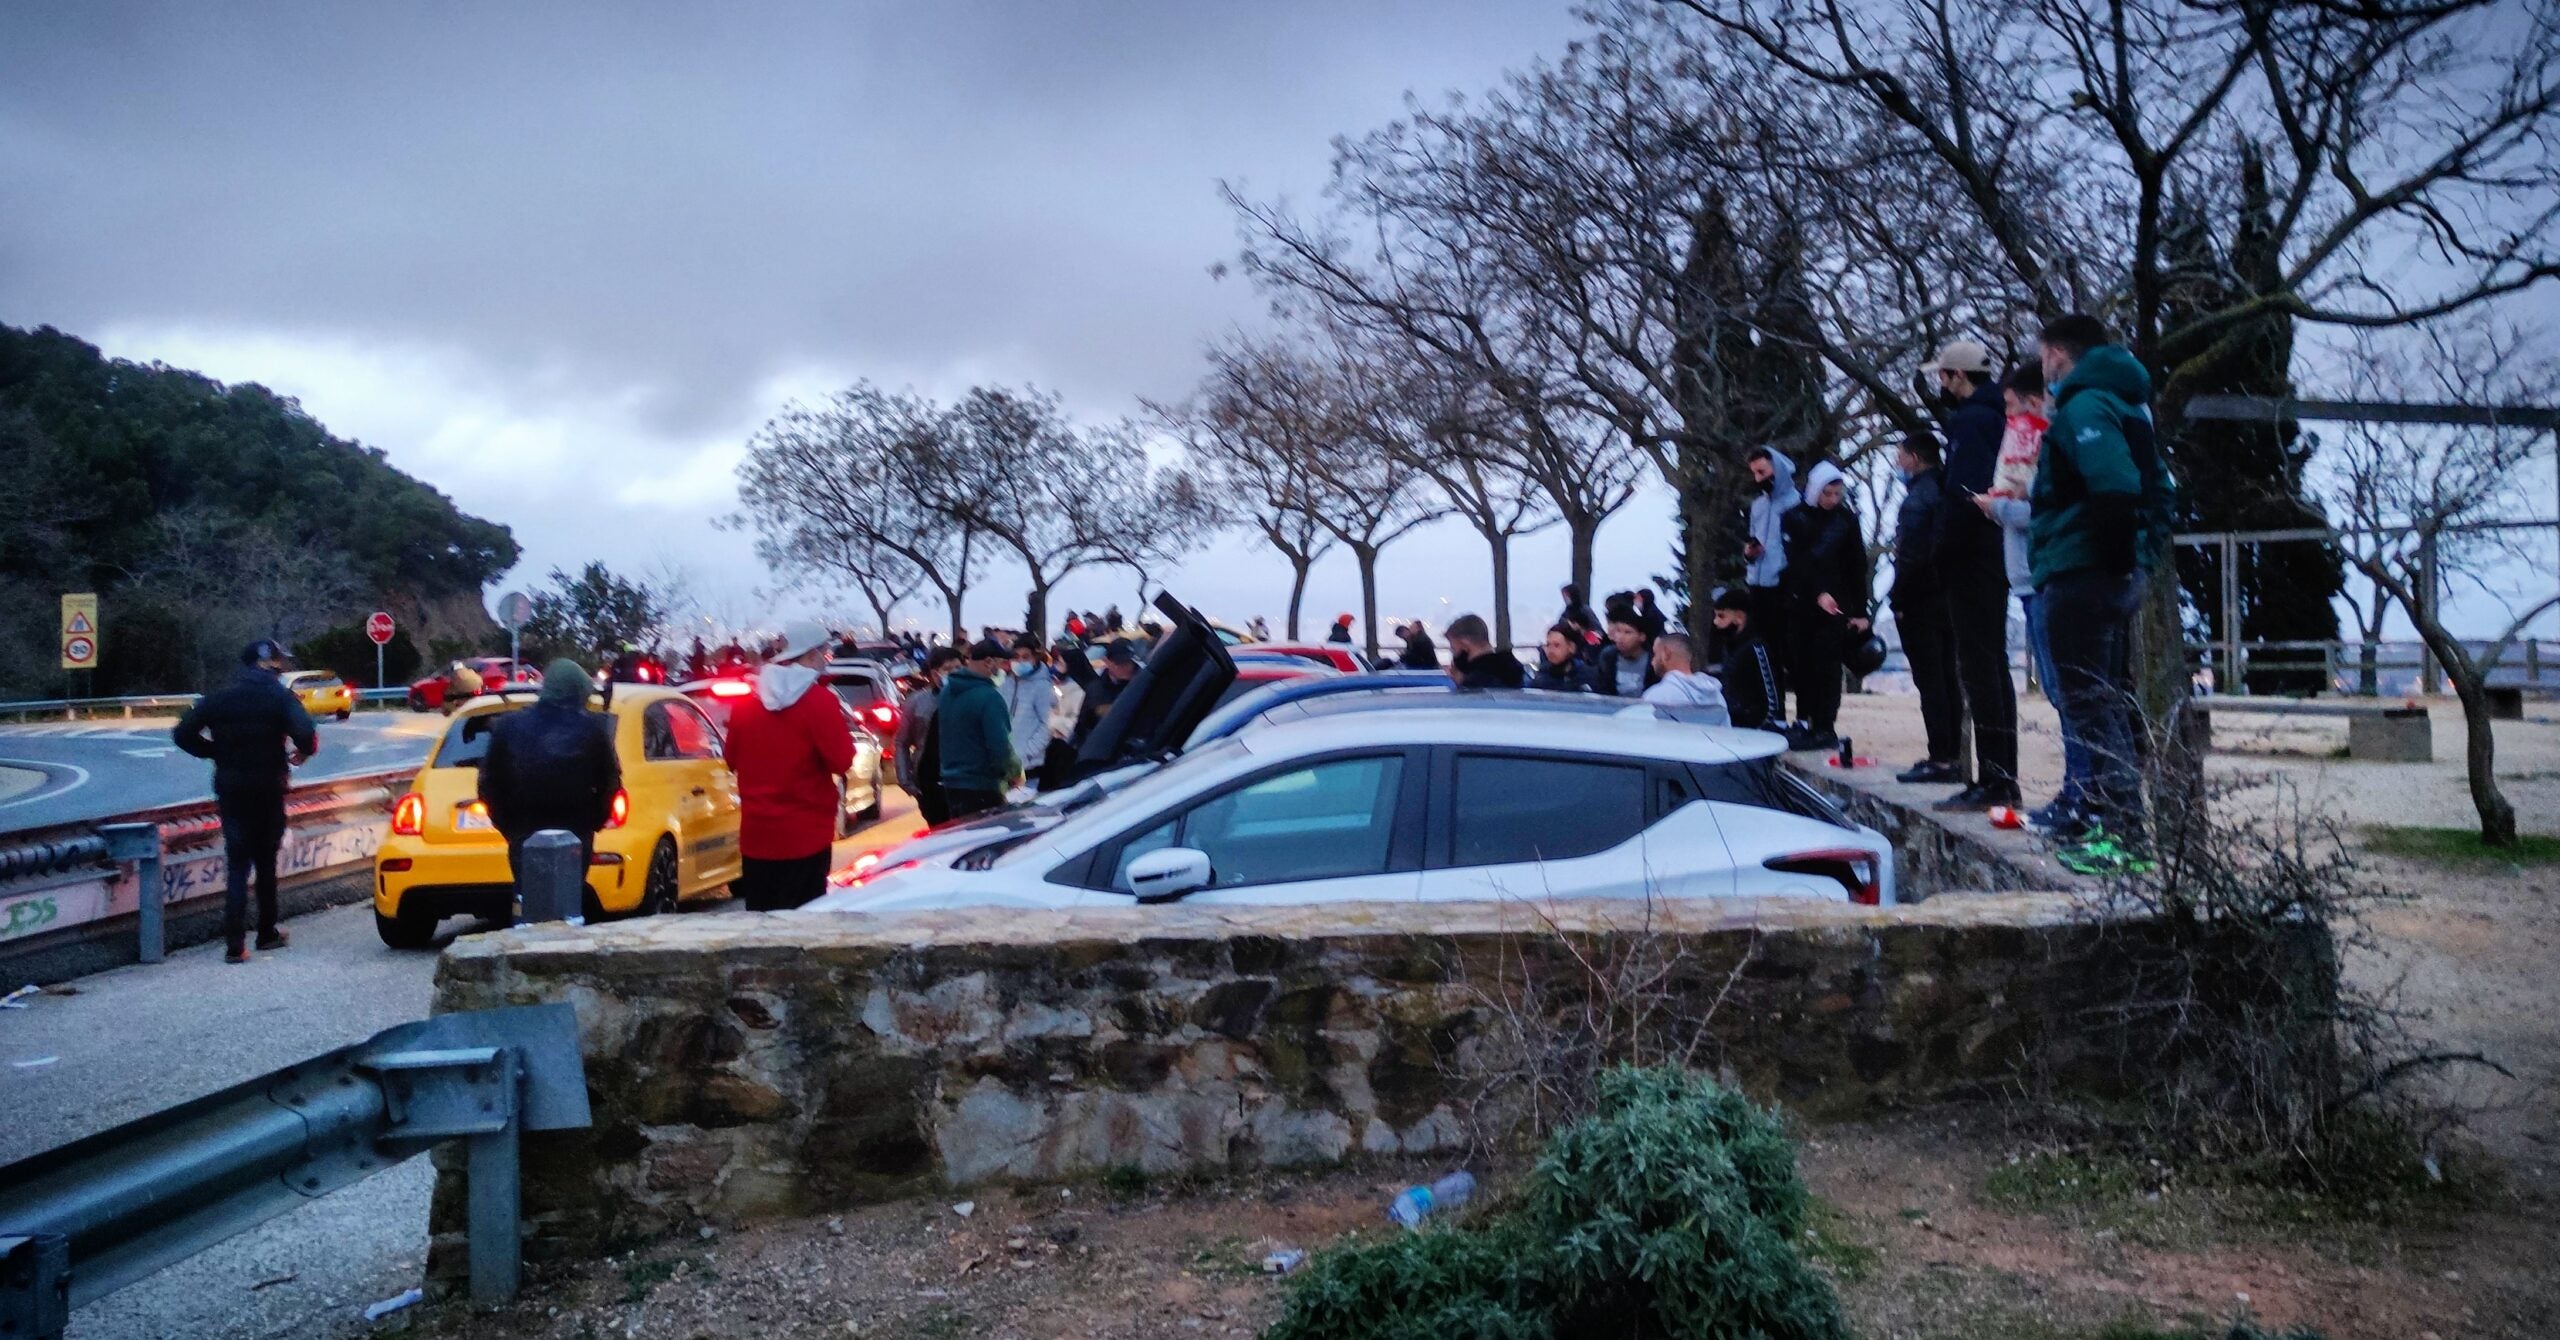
[454,806,492,831]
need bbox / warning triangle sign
[66,612,94,634]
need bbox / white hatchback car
[808,703,1894,914]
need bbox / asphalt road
[0,710,445,834]
[1,791,926,1340]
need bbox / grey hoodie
[1745,455,1800,589]
[999,661,1056,767]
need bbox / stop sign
[366,610,395,645]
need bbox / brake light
[391,793,425,836]
[846,858,916,888]
[848,850,883,877]
[1764,848,1882,905]
[709,679,753,698]
[606,788,630,829]
[866,704,898,731]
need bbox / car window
[665,699,722,760]
[1449,754,1649,867]
[828,678,883,710]
[1010,737,1251,866]
[433,708,520,769]
[641,703,682,761]
[1121,755,1405,891]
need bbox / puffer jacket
[477,700,621,838]
[173,666,318,793]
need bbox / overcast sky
[1,0,1679,642]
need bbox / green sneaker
[2056,829,2156,876]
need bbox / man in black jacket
[1921,339,2021,809]
[1781,460,1870,750]
[477,659,621,919]
[1890,432,1965,783]
[1708,588,1782,732]
[174,640,319,963]
[1444,614,1526,689]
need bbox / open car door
[1072,591,1236,778]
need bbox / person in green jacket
[936,638,1023,820]
[2029,313,2169,873]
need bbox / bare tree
[1384,358,1556,647]
[2324,322,2559,846]
[1156,350,1342,638]
[735,385,981,639]
[1659,0,2560,708]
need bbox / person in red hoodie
[722,621,856,911]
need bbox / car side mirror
[1126,846,1213,903]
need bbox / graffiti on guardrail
[0,816,386,945]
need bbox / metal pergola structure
[2181,395,2560,695]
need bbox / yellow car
[372,684,741,947]
[285,670,356,721]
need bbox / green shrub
[1265,1067,1846,1340]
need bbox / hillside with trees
[0,322,518,696]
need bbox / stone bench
[2192,697,2432,763]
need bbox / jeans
[216,787,287,950]
[2041,568,2144,836]
[736,851,831,911]
[1896,589,1964,765]
[2021,592,2088,805]
[1943,563,2018,790]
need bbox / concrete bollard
[518,830,585,924]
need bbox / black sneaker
[225,944,251,964]
[1896,760,1963,785]
[1932,784,1992,812]
[255,927,291,951]
[1787,726,1839,753]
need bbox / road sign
[496,591,532,630]
[60,594,99,671]
[366,611,396,645]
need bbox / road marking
[0,759,89,810]
[123,748,176,759]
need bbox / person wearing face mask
[1890,431,1965,786]
[896,646,964,825]
[1919,338,2021,811]
[1741,447,1798,714]
[999,633,1057,788]
[1780,460,1869,751]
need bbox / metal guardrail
[0,768,416,965]
[0,1004,590,1335]
[0,688,408,722]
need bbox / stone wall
[426,893,2203,1278]
[1780,758,2059,897]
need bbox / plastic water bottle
[1387,1171,1476,1229]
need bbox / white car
[808,700,1893,914]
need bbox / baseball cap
[241,640,286,666]
[770,621,833,663]
[1920,339,1996,376]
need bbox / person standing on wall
[475,659,619,924]
[1889,431,1966,786]
[1709,588,1783,733]
[1921,339,2022,812]
[1741,447,1799,713]
[173,640,319,964]
[723,622,857,911]
[1781,460,1869,752]
[937,638,1022,821]
[1978,363,2084,832]
[2031,313,2164,872]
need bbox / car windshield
[827,677,884,710]
[432,706,525,769]
[996,736,1250,865]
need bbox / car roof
[449,683,683,721]
[1231,702,1782,765]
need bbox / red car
[1236,643,1368,674]
[406,657,539,712]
